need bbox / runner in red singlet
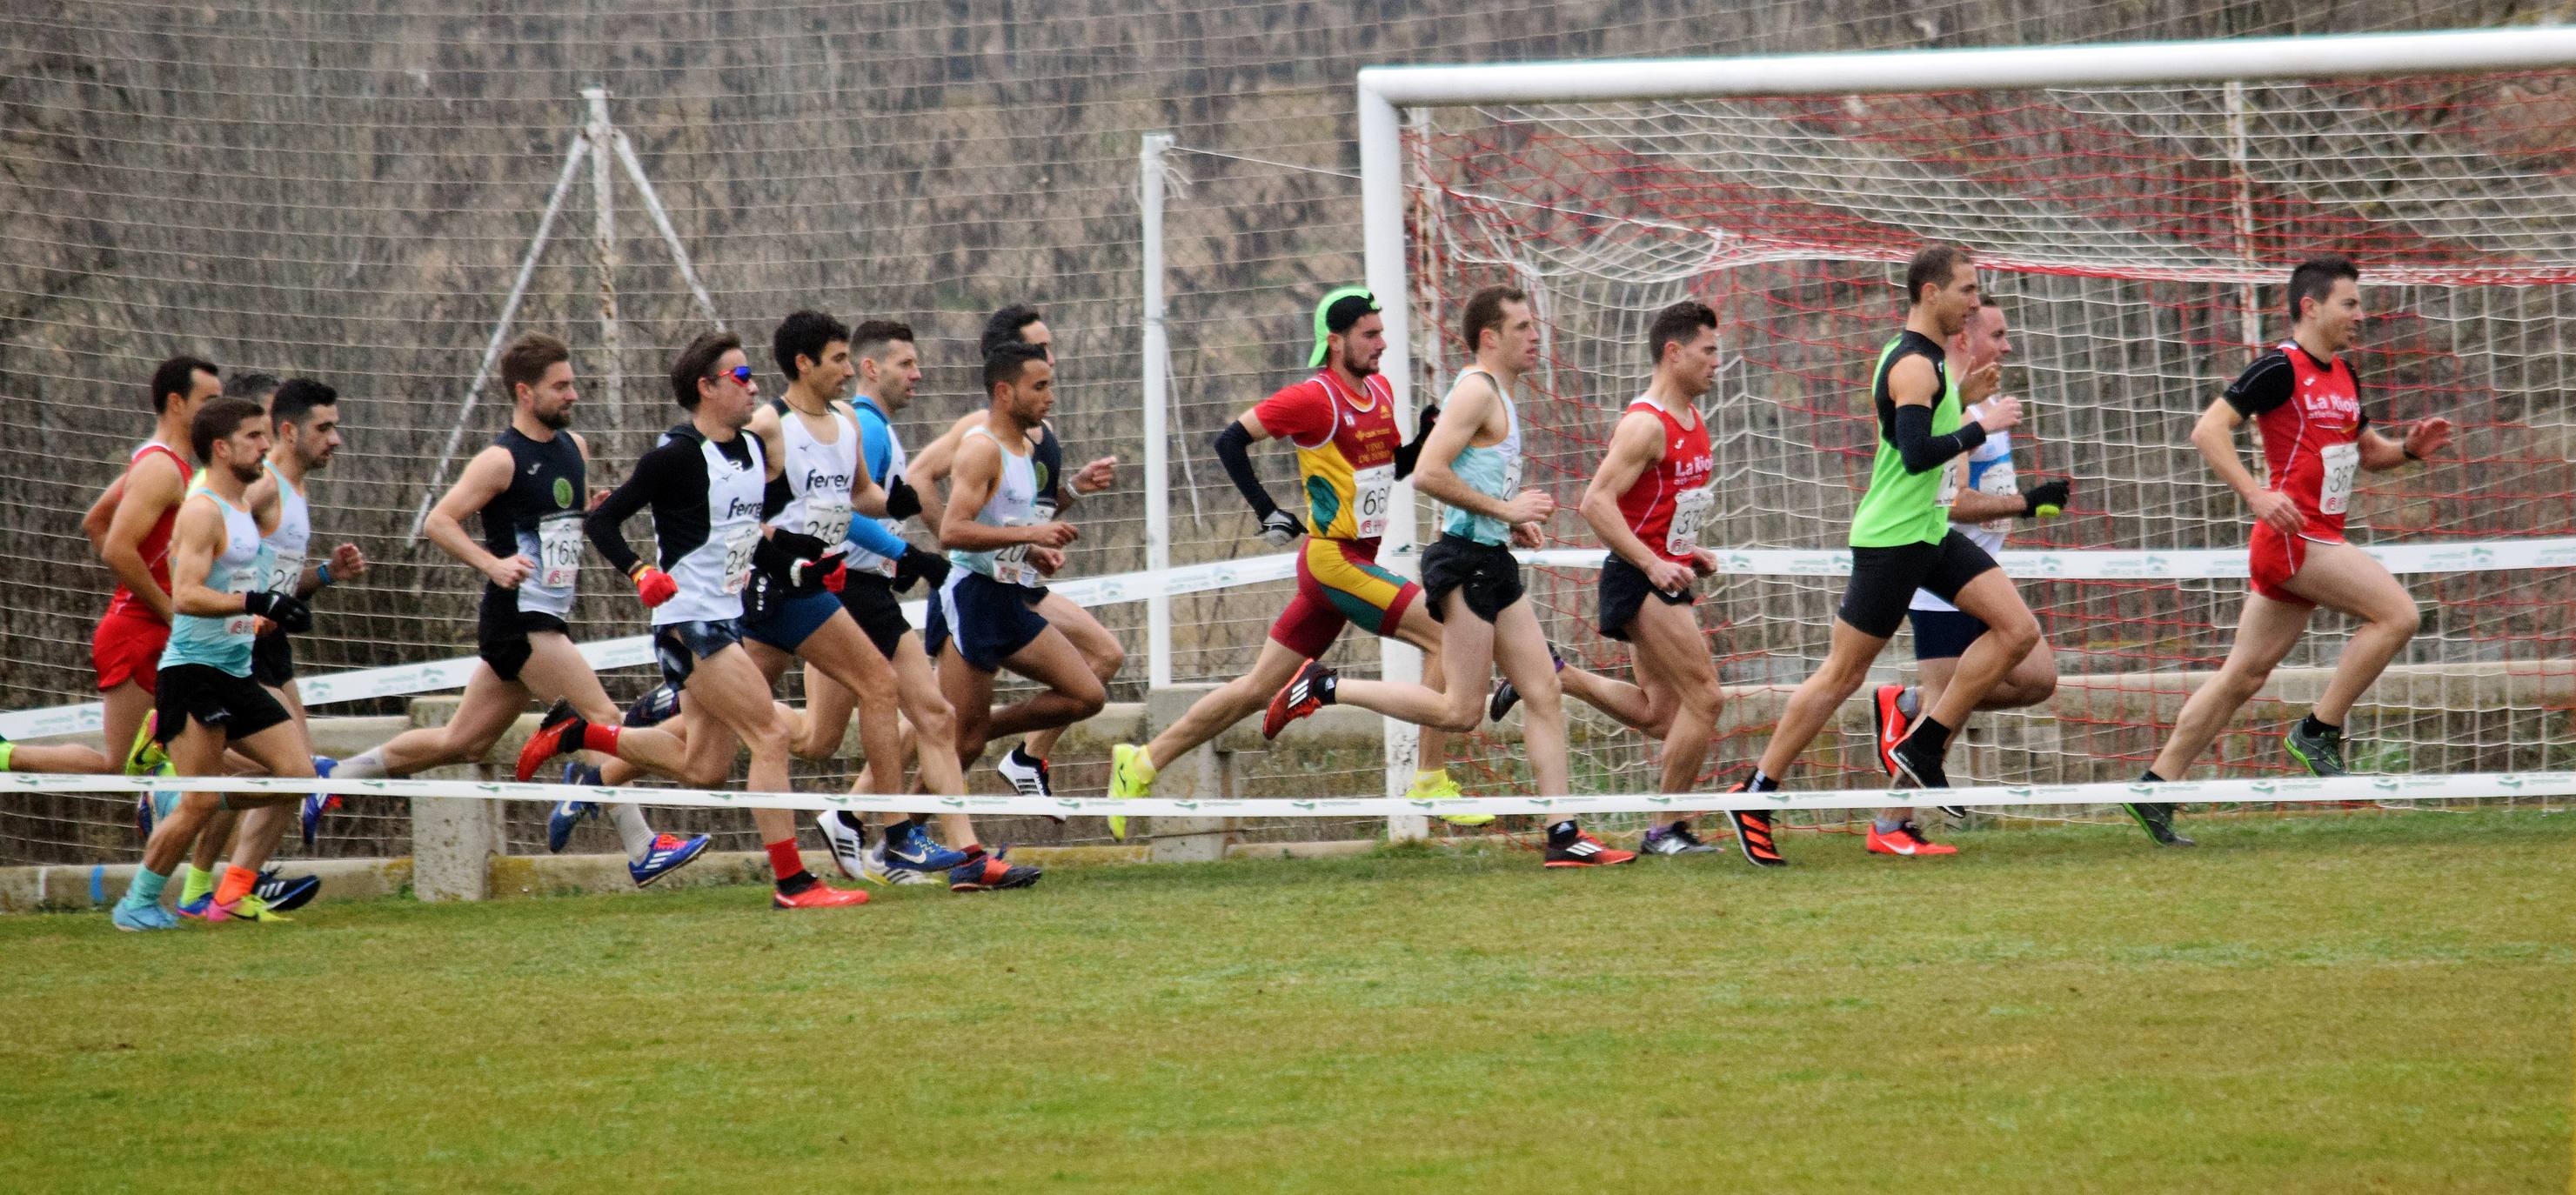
[83,356,223,773]
[2125,256,2453,847]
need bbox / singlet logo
[726,497,764,518]
[1033,463,1051,496]
[803,469,850,492]
[551,477,574,508]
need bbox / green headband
[1308,286,1380,369]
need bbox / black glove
[884,477,922,521]
[244,590,311,635]
[1259,508,1306,548]
[1391,403,1441,480]
[741,566,786,624]
[891,544,951,594]
[2021,478,2071,518]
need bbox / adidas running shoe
[1262,660,1335,739]
[629,833,710,887]
[1542,831,1636,868]
[950,847,1042,891]
[1639,821,1718,855]
[253,869,323,911]
[624,682,683,728]
[996,744,1053,798]
[1723,779,1787,868]
[815,811,870,881]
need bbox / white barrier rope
[8,534,2573,740]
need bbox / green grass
[5,811,2570,1193]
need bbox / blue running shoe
[545,799,599,854]
[301,755,341,846]
[254,868,322,912]
[629,832,710,887]
[561,760,605,788]
[176,893,213,920]
[949,846,1042,891]
[136,783,179,844]
[624,682,683,728]
[882,821,969,872]
[112,900,180,931]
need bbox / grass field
[5,810,2569,1192]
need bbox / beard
[229,458,264,484]
[1340,348,1380,377]
[534,402,574,431]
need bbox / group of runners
[23,244,2451,928]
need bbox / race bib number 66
[1354,464,1394,539]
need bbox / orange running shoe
[1871,684,1911,778]
[1543,830,1636,868]
[514,699,584,783]
[1262,659,1335,739]
[772,880,870,910]
[1723,778,1788,868]
[1865,819,1957,858]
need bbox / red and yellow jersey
[1252,370,1400,543]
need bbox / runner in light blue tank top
[163,488,272,676]
[1438,366,1522,547]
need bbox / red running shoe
[1723,779,1788,868]
[1865,819,1957,858]
[1262,660,1335,739]
[772,880,871,909]
[1543,831,1636,868]
[1871,684,1911,778]
[514,699,582,783]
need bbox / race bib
[220,568,261,638]
[2318,441,2359,516]
[1354,464,1395,539]
[264,552,304,598]
[802,496,853,548]
[1665,484,1714,557]
[1018,502,1059,586]
[1976,457,2019,536]
[1937,457,1964,507]
[719,525,759,596]
[537,513,585,591]
[991,517,1033,579]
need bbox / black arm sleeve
[2222,352,2294,418]
[585,442,689,576]
[1212,422,1277,519]
[1893,404,1989,474]
[761,473,793,522]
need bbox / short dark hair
[772,310,850,381]
[498,333,571,397]
[669,330,743,411]
[1323,292,1379,336]
[1459,285,1529,354]
[2288,255,2360,321]
[980,304,1044,359]
[269,377,338,431]
[151,355,219,413]
[850,319,914,364]
[190,396,266,462]
[1645,301,1717,364]
[1904,244,1976,306]
[224,371,280,404]
[983,340,1051,396]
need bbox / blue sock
[119,865,170,909]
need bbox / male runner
[2124,256,2451,846]
[328,334,711,887]
[902,304,1121,800]
[1412,285,1632,866]
[1866,303,2070,858]
[1730,244,2039,868]
[920,342,1106,862]
[798,320,988,888]
[555,330,869,909]
[1106,288,1479,818]
[109,397,314,929]
[84,356,219,780]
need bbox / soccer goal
[1350,28,2576,831]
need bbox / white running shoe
[815,811,870,881]
[860,839,934,886]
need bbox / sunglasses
[713,364,755,386]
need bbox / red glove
[631,565,678,608]
[816,551,848,594]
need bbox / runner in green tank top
[1719,245,2046,868]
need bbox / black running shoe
[1888,730,1950,790]
[2283,718,2349,778]
[254,868,322,912]
[2121,800,2194,847]
[625,682,683,728]
[1722,780,1787,868]
[1487,644,1565,722]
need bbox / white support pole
[407,130,591,539]
[1355,27,2576,106]
[585,87,623,418]
[1358,89,1429,842]
[610,128,723,324]
[1141,133,1176,689]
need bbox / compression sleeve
[844,510,911,559]
[585,442,689,575]
[762,474,793,522]
[1893,404,1989,475]
[1212,422,1277,518]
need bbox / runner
[552,330,870,909]
[84,356,219,784]
[326,334,711,888]
[1730,244,2040,868]
[2124,256,2451,846]
[1105,287,1480,823]
[1410,285,1632,866]
[110,397,314,929]
[900,343,1107,886]
[905,303,1120,801]
[1865,303,2070,858]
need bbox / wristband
[315,562,334,587]
[2403,447,2424,463]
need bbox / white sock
[608,803,656,858]
[334,750,391,780]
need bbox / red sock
[579,724,622,755]
[764,838,806,881]
[215,864,258,905]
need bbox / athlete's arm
[1578,411,1685,584]
[425,444,532,588]
[297,543,365,598]
[1412,373,1549,526]
[100,453,189,623]
[584,443,688,577]
[81,477,125,554]
[2359,417,2452,471]
[1212,411,1281,516]
[833,442,914,563]
[164,499,235,618]
[901,412,982,534]
[1887,356,2007,474]
[939,433,1075,551]
[747,404,788,482]
[2190,397,2302,536]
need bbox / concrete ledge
[0,856,412,913]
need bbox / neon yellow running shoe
[124,712,169,777]
[208,893,292,924]
[1106,744,1157,841]
[1410,771,1493,826]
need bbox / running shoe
[135,781,178,844]
[1542,831,1636,868]
[1106,743,1156,840]
[860,839,935,886]
[561,760,605,788]
[1407,771,1491,826]
[815,811,870,881]
[2283,718,2351,778]
[545,798,598,854]
[1865,820,1957,858]
[517,699,588,784]
[207,894,291,924]
[176,893,213,920]
[624,682,683,728]
[1639,821,1719,855]
[111,901,179,932]
[881,821,970,872]
[629,833,710,887]
[1486,644,1567,722]
[1872,684,1912,778]
[123,712,167,777]
[299,757,340,848]
[2121,800,2194,848]
[772,879,870,909]
[253,869,323,911]
[1887,726,1950,790]
[996,744,1053,798]
[1722,780,1788,868]
[1261,660,1335,739]
[950,846,1043,891]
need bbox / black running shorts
[1839,530,1998,639]
[1420,533,1527,624]
[1596,554,1694,643]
